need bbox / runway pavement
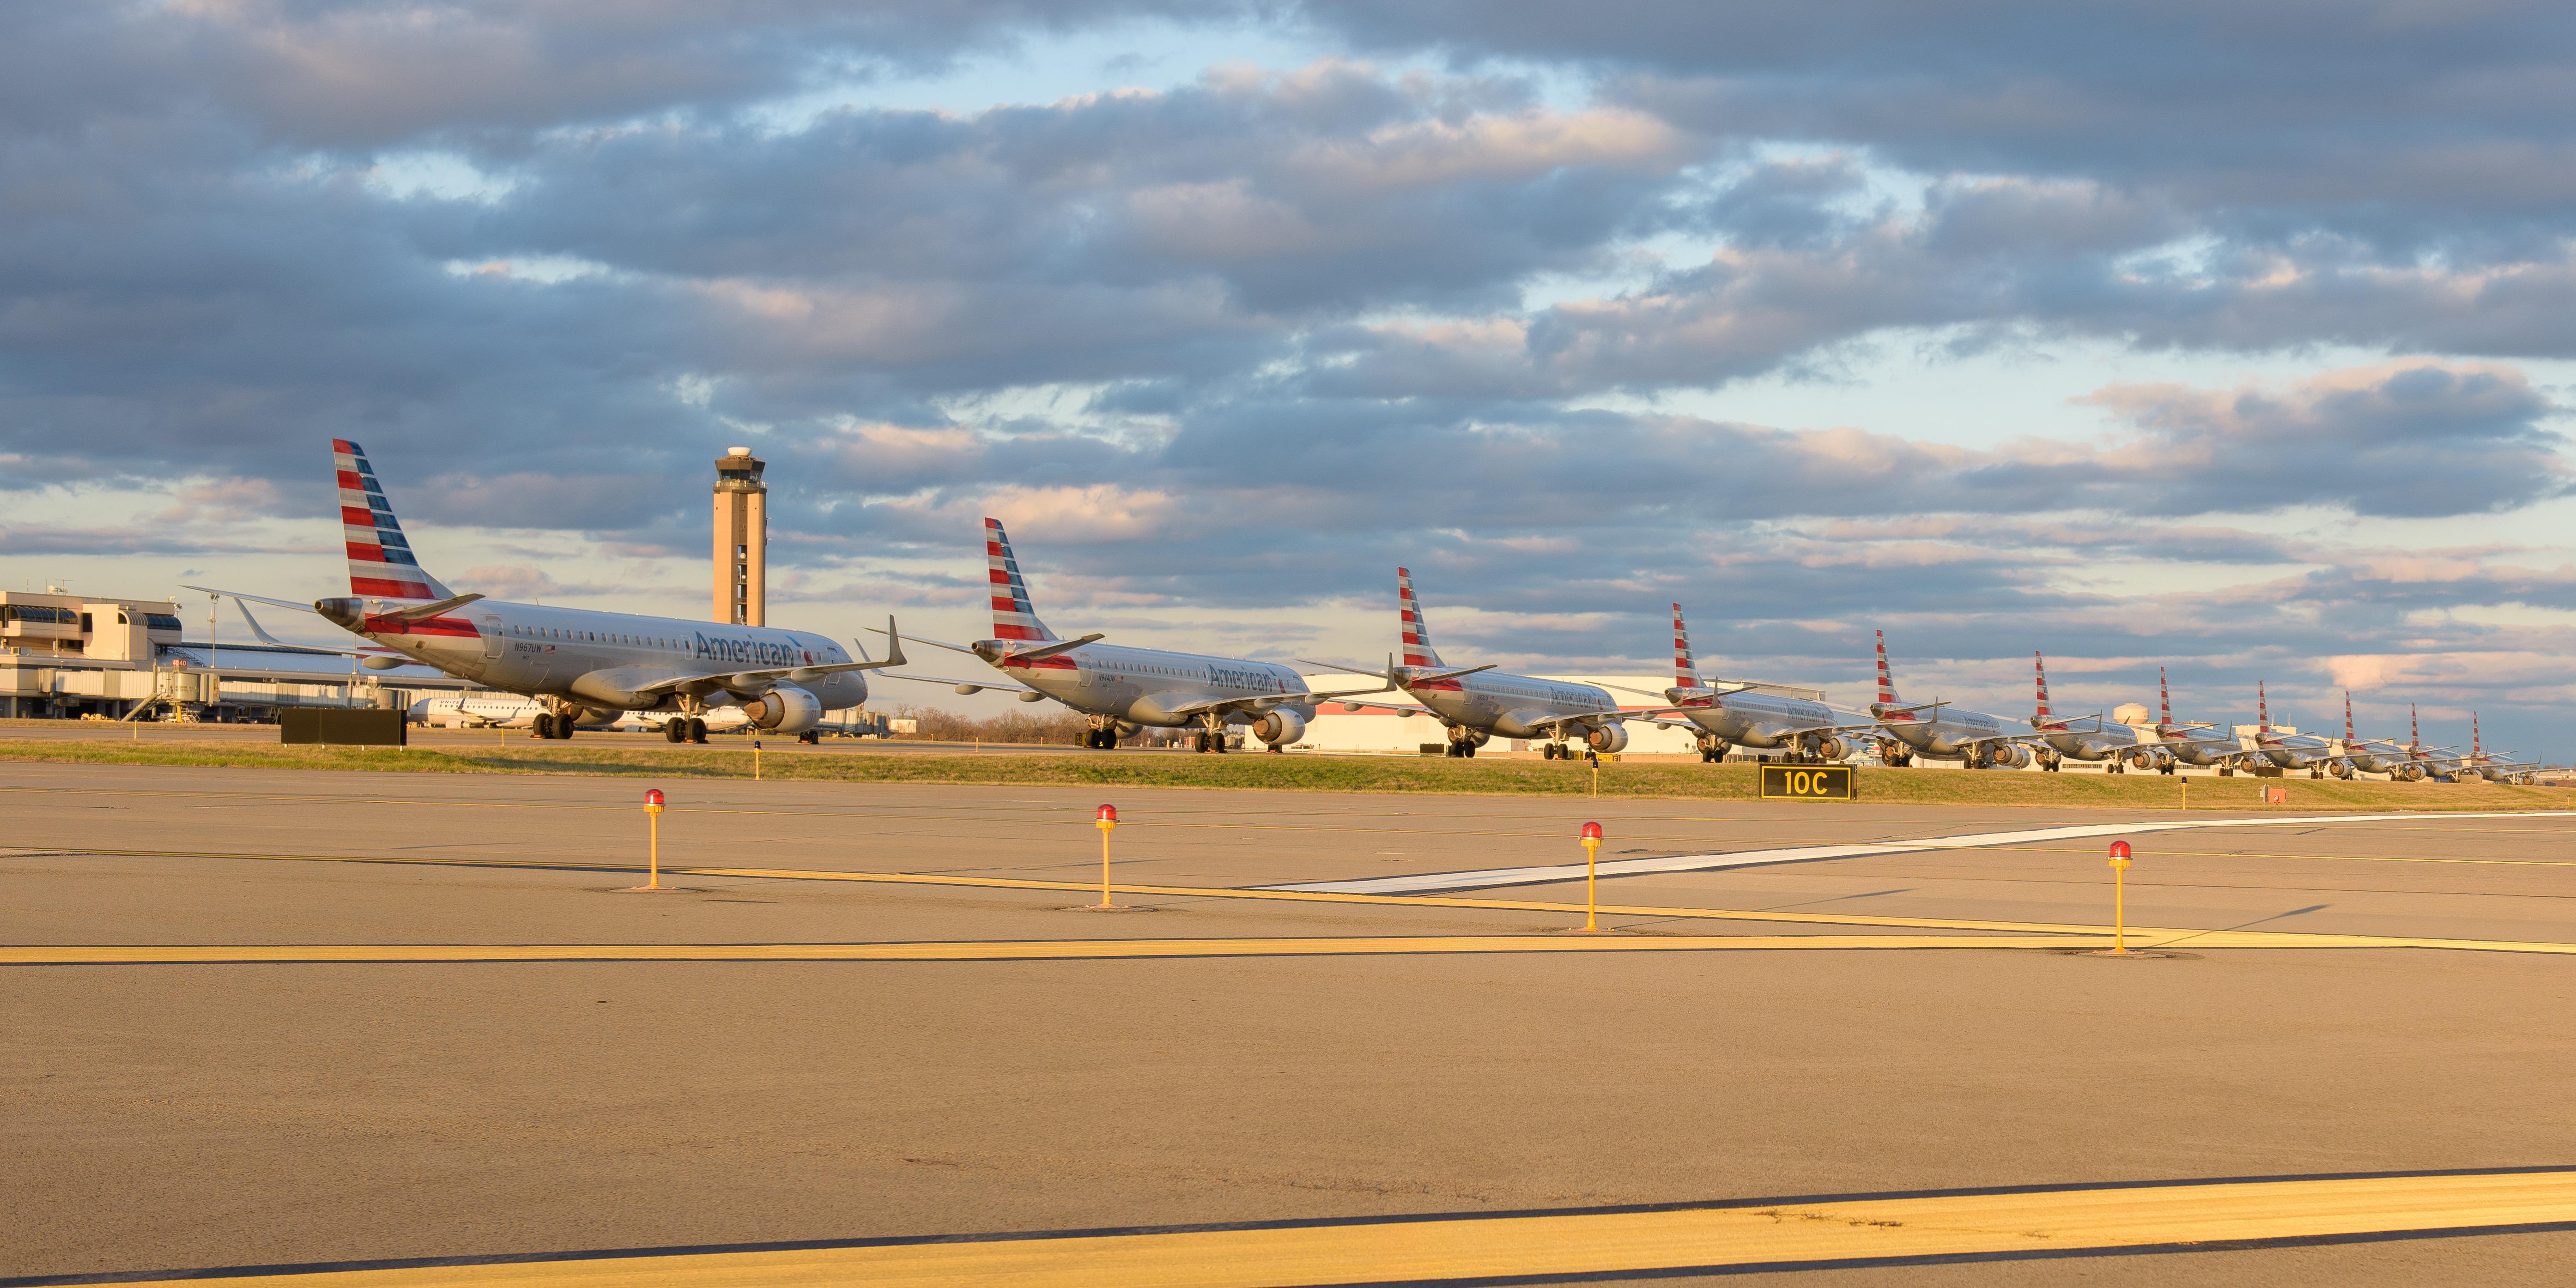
[7,762,2576,1284]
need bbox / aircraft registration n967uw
[187,440,907,743]
[877,518,1358,753]
[1302,568,1642,760]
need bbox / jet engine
[2329,760,2356,780]
[1801,734,1848,761]
[1584,724,1630,755]
[2126,747,2170,771]
[1988,744,2034,769]
[1016,689,1046,702]
[740,684,823,733]
[1251,710,1307,746]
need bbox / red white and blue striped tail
[2034,652,2052,720]
[332,439,451,601]
[1396,567,1443,669]
[982,518,1056,643]
[1672,604,1703,689]
[1874,629,1901,708]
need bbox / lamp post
[1095,804,1119,908]
[634,789,667,891]
[1580,821,1603,931]
[2106,840,2132,955]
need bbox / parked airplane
[2334,692,2416,780]
[1641,605,1879,764]
[1868,632,2044,768]
[190,440,906,743]
[2144,667,2252,774]
[2461,714,2542,783]
[2024,654,2231,774]
[2248,683,2340,777]
[887,519,1339,752]
[1307,569,1641,759]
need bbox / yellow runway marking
[24,848,2576,955]
[98,1169,2576,1286]
[0,935,2115,964]
[14,927,2576,966]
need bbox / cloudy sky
[6,1,2573,756]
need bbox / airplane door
[480,616,504,662]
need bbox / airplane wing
[872,671,1040,695]
[625,617,912,697]
[1317,696,1437,717]
[1161,683,1378,720]
[182,584,321,614]
[861,624,981,656]
[229,599,402,658]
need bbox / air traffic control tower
[713,446,767,625]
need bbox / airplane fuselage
[978,640,1311,729]
[1667,689,1871,750]
[1404,669,1618,741]
[1879,707,2016,759]
[324,597,866,715]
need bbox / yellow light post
[752,738,763,780]
[2105,839,2132,955]
[1580,820,1603,931]
[630,788,668,892]
[1095,804,1119,908]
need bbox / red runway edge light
[644,789,665,808]
[1580,821,1602,841]
[1096,804,1118,824]
[2109,840,2131,859]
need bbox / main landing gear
[661,716,709,744]
[1082,717,1123,750]
[1540,741,1575,760]
[533,711,577,740]
[1696,736,1730,764]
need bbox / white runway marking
[1267,811,2576,895]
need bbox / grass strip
[1,736,2570,810]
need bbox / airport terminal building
[0,587,471,721]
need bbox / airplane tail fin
[2345,691,2354,744]
[1672,604,1703,689]
[1874,630,1900,708]
[2033,652,2052,721]
[2473,713,2482,759]
[2159,666,2172,727]
[982,518,1057,643]
[1397,567,1444,668]
[2410,704,2419,752]
[333,439,452,601]
[2258,682,2270,732]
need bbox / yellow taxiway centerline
[96,1168,2576,1286]
[14,925,2576,965]
[23,848,2576,954]
[0,935,2113,965]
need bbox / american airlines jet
[2027,654,2234,774]
[894,519,1339,752]
[1868,631,2045,768]
[2145,667,2253,774]
[2247,683,2339,776]
[1644,605,1880,764]
[1309,569,1641,759]
[192,440,905,742]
